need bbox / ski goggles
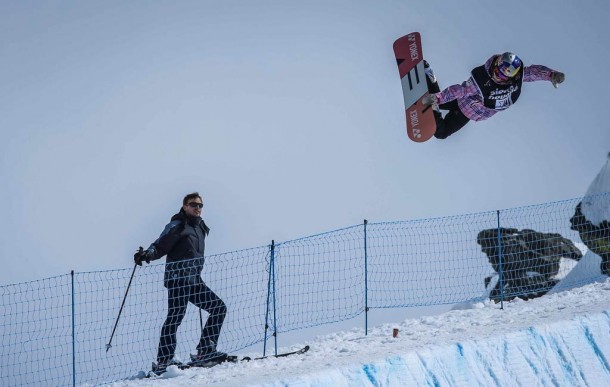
[493,65,510,81]
[495,57,521,80]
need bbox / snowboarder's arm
[436,77,480,105]
[522,65,555,83]
[146,220,183,261]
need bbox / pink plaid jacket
[434,55,557,121]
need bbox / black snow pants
[156,277,226,363]
[425,69,471,139]
[433,100,471,139]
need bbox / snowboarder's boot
[424,60,440,94]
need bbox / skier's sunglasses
[187,202,203,208]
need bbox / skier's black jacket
[146,209,211,287]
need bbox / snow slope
[105,279,610,386]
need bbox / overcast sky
[1,0,608,284]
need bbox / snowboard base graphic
[393,32,436,142]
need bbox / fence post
[263,240,278,356]
[71,270,76,387]
[271,241,278,356]
[364,219,369,336]
[496,210,505,309]
[263,240,274,357]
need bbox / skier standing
[422,52,565,139]
[134,192,227,375]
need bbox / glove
[551,71,565,88]
[422,93,437,107]
[134,246,152,266]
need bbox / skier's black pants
[433,100,471,139]
[157,278,226,363]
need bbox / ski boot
[151,358,184,376]
[190,339,228,366]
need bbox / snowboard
[393,32,436,142]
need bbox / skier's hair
[183,192,202,205]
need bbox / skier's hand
[551,72,565,88]
[134,247,152,266]
[422,93,437,107]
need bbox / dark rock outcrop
[570,202,610,275]
[477,228,582,302]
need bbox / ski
[146,345,310,377]
[146,356,239,377]
[242,345,310,361]
[181,353,240,369]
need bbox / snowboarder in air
[422,52,565,139]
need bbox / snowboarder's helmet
[495,52,522,79]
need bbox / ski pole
[106,258,139,352]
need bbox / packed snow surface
[105,279,610,386]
